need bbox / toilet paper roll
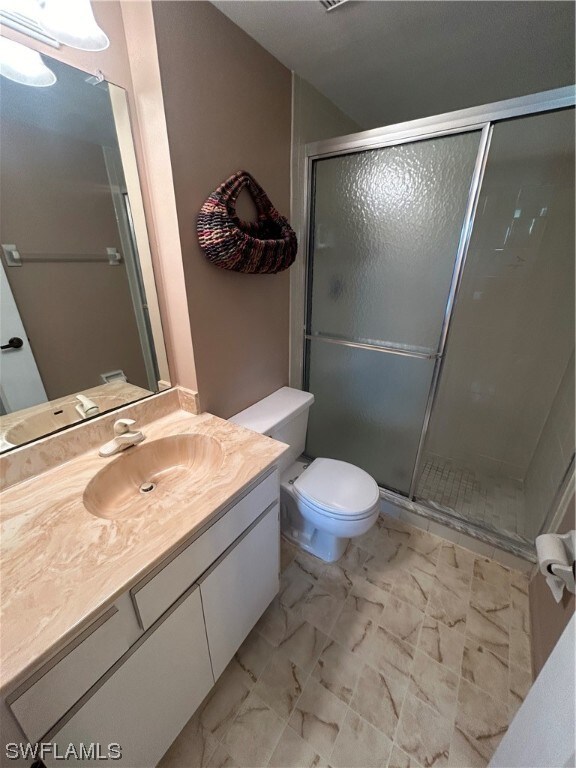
[536,533,571,576]
[536,533,572,603]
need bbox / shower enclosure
[298,87,575,556]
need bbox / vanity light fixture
[37,0,109,51]
[0,36,56,85]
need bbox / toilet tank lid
[229,387,314,436]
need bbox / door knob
[1,337,24,350]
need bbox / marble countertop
[0,406,288,693]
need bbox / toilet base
[281,520,349,563]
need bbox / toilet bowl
[281,458,380,561]
[230,387,380,562]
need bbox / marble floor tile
[317,561,355,601]
[466,605,510,664]
[448,726,489,768]
[199,660,252,741]
[473,558,511,591]
[427,585,468,634]
[299,584,344,635]
[268,724,326,768]
[510,584,530,635]
[256,598,291,647]
[329,598,374,658]
[455,680,509,762]
[437,543,475,575]
[158,710,219,768]
[408,528,443,558]
[253,649,307,719]
[402,545,438,577]
[470,578,510,619]
[434,560,472,601]
[349,573,389,619]
[330,710,393,768]
[234,630,276,687]
[367,623,416,681]
[311,637,364,704]
[280,536,297,572]
[508,662,532,718]
[293,550,327,582]
[461,638,509,703]
[409,650,459,719]
[509,627,532,672]
[391,569,434,611]
[350,661,408,739]
[417,617,465,674]
[275,613,328,674]
[207,744,239,768]
[183,522,534,768]
[279,564,315,611]
[288,676,348,759]
[222,692,285,768]
[335,541,370,574]
[388,744,422,768]
[380,596,424,646]
[358,550,402,592]
[395,693,452,768]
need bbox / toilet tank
[229,387,315,471]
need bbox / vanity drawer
[8,595,141,744]
[132,468,279,630]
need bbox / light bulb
[0,37,56,86]
[38,0,109,52]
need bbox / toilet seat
[293,458,380,520]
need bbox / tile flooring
[416,455,527,541]
[159,515,533,768]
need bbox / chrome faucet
[99,418,145,457]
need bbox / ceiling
[212,1,575,129]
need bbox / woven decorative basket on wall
[197,171,297,274]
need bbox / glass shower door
[305,130,484,494]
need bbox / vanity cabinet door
[200,504,279,680]
[46,586,214,768]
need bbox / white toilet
[230,387,380,562]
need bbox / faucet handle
[114,418,136,436]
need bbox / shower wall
[524,353,575,539]
[425,110,575,481]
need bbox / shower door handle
[1,336,24,351]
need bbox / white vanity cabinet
[201,505,280,679]
[6,468,280,768]
[45,587,214,768]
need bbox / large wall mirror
[0,49,169,452]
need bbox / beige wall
[1,120,148,398]
[289,75,361,385]
[530,495,575,677]
[152,1,292,418]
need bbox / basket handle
[224,171,273,220]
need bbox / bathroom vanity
[0,389,287,767]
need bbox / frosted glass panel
[305,339,435,495]
[417,108,575,544]
[309,131,481,351]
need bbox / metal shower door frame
[295,85,575,511]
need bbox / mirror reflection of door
[0,54,161,451]
[0,260,47,414]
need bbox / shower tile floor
[159,515,532,768]
[416,455,527,540]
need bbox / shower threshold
[379,486,537,562]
